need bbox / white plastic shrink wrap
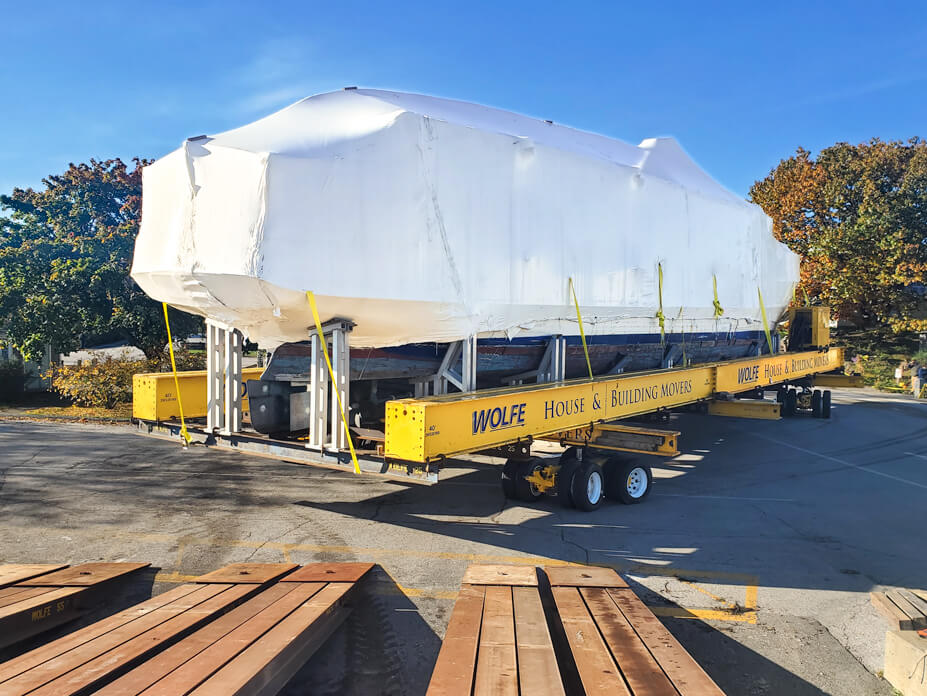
[132,89,798,349]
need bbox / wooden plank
[544,566,628,588]
[607,588,724,695]
[0,583,244,695]
[193,563,297,585]
[512,586,565,696]
[581,587,677,695]
[0,587,55,609]
[462,565,538,587]
[133,583,325,696]
[19,562,149,587]
[0,586,84,620]
[23,584,257,696]
[0,565,68,588]
[188,582,355,696]
[0,584,204,684]
[871,591,917,630]
[281,562,374,583]
[912,588,927,604]
[0,587,87,650]
[551,586,630,694]
[898,588,927,619]
[473,585,518,696]
[94,583,301,696]
[426,584,485,696]
[886,590,927,630]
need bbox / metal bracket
[504,335,566,385]
[412,336,478,396]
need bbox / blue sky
[1,0,924,197]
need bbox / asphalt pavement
[1,387,924,695]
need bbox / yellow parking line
[652,607,758,623]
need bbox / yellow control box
[133,367,265,421]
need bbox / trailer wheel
[501,459,519,500]
[513,459,544,502]
[571,460,605,511]
[557,448,581,508]
[607,459,653,504]
[822,390,832,419]
[811,389,823,418]
[782,388,797,417]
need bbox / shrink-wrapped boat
[132,88,798,389]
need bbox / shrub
[146,345,206,372]
[48,355,139,408]
[47,345,207,409]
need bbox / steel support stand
[412,336,479,395]
[206,320,243,434]
[504,335,566,385]
[306,319,353,453]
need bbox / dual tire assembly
[777,386,832,418]
[501,447,652,512]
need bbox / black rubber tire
[570,460,606,512]
[783,388,797,417]
[776,388,783,403]
[811,389,823,418]
[608,460,653,505]
[822,390,832,419]
[513,459,544,502]
[501,459,519,500]
[557,448,581,508]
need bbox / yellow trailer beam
[708,399,781,420]
[385,348,843,463]
[814,373,864,388]
[133,367,265,421]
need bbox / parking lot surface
[1,388,924,694]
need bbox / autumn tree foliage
[750,139,927,331]
[0,158,201,359]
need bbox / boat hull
[262,331,766,385]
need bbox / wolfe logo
[472,403,526,434]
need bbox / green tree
[750,138,927,331]
[0,158,201,360]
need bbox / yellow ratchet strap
[162,302,191,447]
[757,287,775,355]
[712,275,724,318]
[655,263,666,344]
[568,277,594,381]
[306,291,361,475]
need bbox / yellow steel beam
[713,348,842,392]
[542,423,680,457]
[133,367,265,421]
[708,399,781,420]
[814,373,863,388]
[385,348,843,463]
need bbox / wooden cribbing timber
[427,565,564,696]
[0,563,149,651]
[428,564,724,695]
[870,588,927,631]
[0,562,374,696]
